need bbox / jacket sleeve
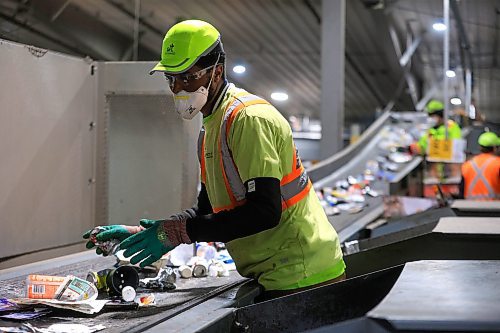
[185,177,281,243]
[449,123,462,139]
[417,133,428,155]
[193,183,213,216]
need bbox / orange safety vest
[197,93,312,213]
[462,153,500,200]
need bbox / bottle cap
[121,286,136,302]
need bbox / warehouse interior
[1,0,500,332]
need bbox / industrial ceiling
[1,0,499,126]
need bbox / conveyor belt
[328,196,384,242]
[308,112,426,242]
[0,252,247,332]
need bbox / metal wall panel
[96,62,200,226]
[0,40,96,259]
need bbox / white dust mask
[173,54,220,120]
[173,85,209,120]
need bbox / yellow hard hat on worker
[478,132,500,147]
[425,99,444,115]
[150,20,221,75]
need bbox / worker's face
[430,114,443,126]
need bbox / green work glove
[120,215,192,267]
[82,221,155,255]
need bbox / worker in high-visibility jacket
[459,132,500,200]
[410,100,462,155]
[83,20,345,299]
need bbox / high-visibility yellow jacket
[199,84,345,290]
[416,120,461,155]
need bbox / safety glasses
[164,65,215,87]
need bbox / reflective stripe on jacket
[462,153,500,200]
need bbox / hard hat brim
[149,60,192,75]
[149,37,221,75]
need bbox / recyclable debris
[215,249,236,269]
[0,241,235,327]
[191,258,209,278]
[103,299,138,311]
[88,226,121,256]
[318,178,371,216]
[168,244,195,266]
[86,265,139,298]
[196,243,217,261]
[364,188,379,197]
[11,297,108,315]
[138,267,176,291]
[2,274,105,315]
[207,260,229,277]
[25,275,67,300]
[37,323,106,333]
[120,286,136,302]
[134,294,155,307]
[0,308,51,321]
[389,151,412,164]
[0,298,22,312]
[171,243,233,279]
[383,196,437,218]
[323,206,340,216]
[382,161,398,172]
[0,325,37,333]
[25,274,98,302]
[178,265,193,278]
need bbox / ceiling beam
[0,11,88,57]
[450,0,474,82]
[104,0,165,37]
[399,34,421,67]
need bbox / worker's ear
[214,64,224,82]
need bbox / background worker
[410,99,462,180]
[84,20,345,300]
[410,99,462,156]
[459,132,500,200]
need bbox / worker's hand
[120,214,192,267]
[82,224,151,255]
[409,143,420,155]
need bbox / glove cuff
[159,215,192,247]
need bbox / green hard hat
[425,99,445,114]
[478,132,500,147]
[150,20,221,75]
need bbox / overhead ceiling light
[432,22,447,31]
[232,65,246,74]
[446,70,456,78]
[450,97,462,105]
[271,92,288,101]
